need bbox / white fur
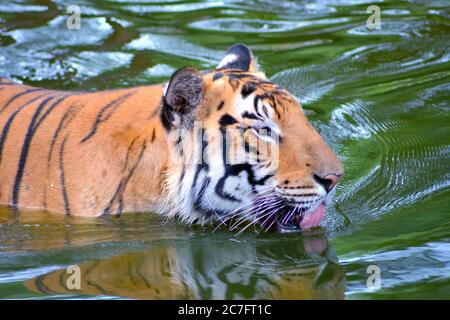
[217,54,238,69]
[163,82,169,97]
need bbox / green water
[0,0,449,299]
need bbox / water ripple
[0,0,448,299]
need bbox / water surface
[0,0,449,299]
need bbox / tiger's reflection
[25,231,345,299]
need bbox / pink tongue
[299,203,325,230]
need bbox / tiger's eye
[252,126,272,136]
[260,127,272,136]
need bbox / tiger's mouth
[226,194,328,233]
[271,202,326,233]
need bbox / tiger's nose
[313,174,341,193]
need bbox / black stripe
[214,124,275,203]
[103,139,147,215]
[214,177,240,202]
[242,111,260,120]
[80,92,135,143]
[213,72,224,81]
[179,164,186,185]
[253,95,266,119]
[59,136,71,216]
[241,83,257,99]
[262,105,268,117]
[219,114,238,127]
[243,138,258,156]
[48,105,75,169]
[160,98,174,131]
[229,74,273,88]
[0,92,52,165]
[191,129,209,205]
[255,172,273,185]
[270,95,281,119]
[34,95,71,128]
[193,177,211,211]
[12,96,56,206]
[215,128,241,202]
[151,128,156,142]
[47,98,84,169]
[116,140,147,214]
[175,135,182,146]
[0,88,44,114]
[12,95,70,207]
[226,72,259,80]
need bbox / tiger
[0,44,343,232]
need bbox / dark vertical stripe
[47,105,75,169]
[34,95,71,128]
[103,139,147,215]
[44,98,80,209]
[12,95,71,207]
[0,92,52,165]
[59,136,71,216]
[160,98,174,131]
[12,96,55,206]
[151,128,156,142]
[0,88,44,114]
[80,92,135,143]
[253,95,265,119]
[271,95,281,119]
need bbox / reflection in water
[0,208,181,252]
[0,0,449,299]
[25,231,344,299]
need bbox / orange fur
[0,79,167,216]
[0,64,342,219]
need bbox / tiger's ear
[216,44,258,72]
[162,67,203,130]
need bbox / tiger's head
[161,44,343,232]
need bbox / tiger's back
[0,78,168,216]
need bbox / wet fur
[0,45,343,227]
